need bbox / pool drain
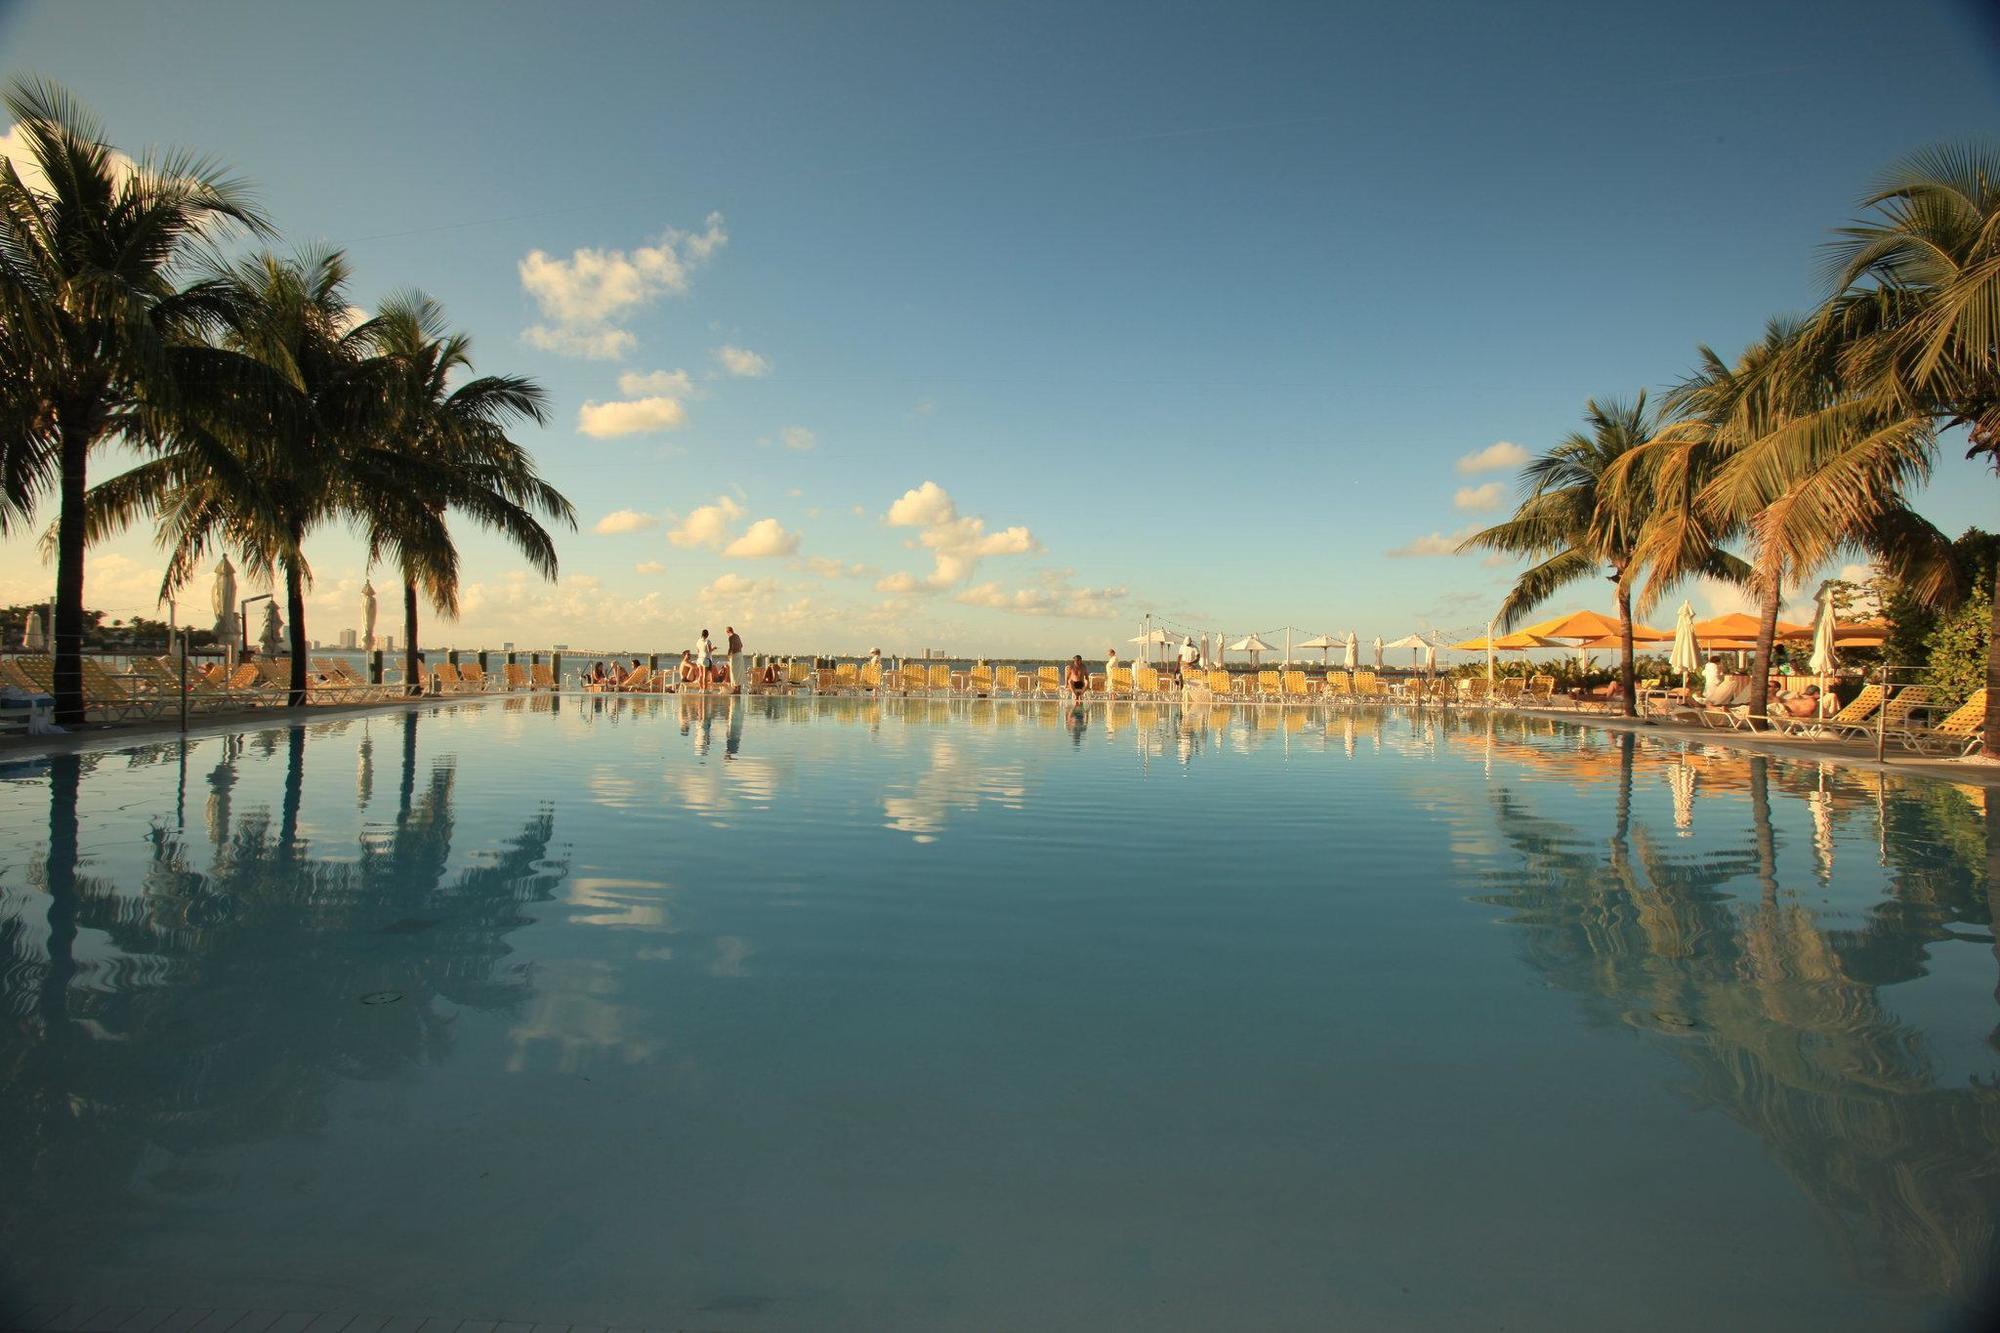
[359,990,404,1006]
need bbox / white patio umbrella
[1297,632,1341,665]
[362,579,378,652]
[22,606,43,650]
[1371,635,1384,670]
[1344,631,1358,671]
[1129,627,1173,666]
[1808,585,1839,676]
[1668,601,1700,695]
[1382,632,1432,670]
[1230,633,1275,668]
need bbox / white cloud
[881,481,1041,588]
[886,481,957,528]
[723,517,801,559]
[780,426,816,452]
[578,396,687,438]
[634,560,665,576]
[1456,441,1530,474]
[805,556,871,580]
[668,495,746,549]
[617,368,694,398]
[699,572,774,603]
[714,345,770,377]
[593,509,658,535]
[1453,482,1505,511]
[524,326,635,360]
[1385,527,1478,558]
[954,579,1127,619]
[518,212,728,359]
[875,571,921,594]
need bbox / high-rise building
[384,635,396,653]
[338,628,358,649]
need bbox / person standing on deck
[1105,647,1119,692]
[1178,636,1199,680]
[697,629,715,689]
[726,625,745,694]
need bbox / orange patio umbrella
[1692,611,1809,640]
[1520,609,1672,642]
[1449,630,1567,651]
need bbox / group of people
[585,626,758,693]
[1698,656,1831,718]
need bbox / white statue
[212,554,238,641]
[362,579,378,651]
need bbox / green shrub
[1918,574,1992,711]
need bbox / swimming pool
[2,696,1996,1330]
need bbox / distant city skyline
[1,0,1996,656]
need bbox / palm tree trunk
[1748,559,1783,725]
[1615,575,1637,718]
[51,417,89,728]
[403,580,421,694]
[1984,575,1999,761]
[285,557,309,707]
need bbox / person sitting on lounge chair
[676,650,698,689]
[1780,685,1823,719]
[1703,673,1748,708]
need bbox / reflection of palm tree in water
[1477,755,2000,1305]
[0,720,567,1302]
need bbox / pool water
[2,696,1997,1330]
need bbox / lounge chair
[503,662,531,691]
[929,663,953,695]
[529,663,557,690]
[1893,688,1985,757]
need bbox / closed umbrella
[1668,601,1700,695]
[211,553,238,640]
[260,601,283,657]
[362,579,378,652]
[1808,585,1839,676]
[23,606,43,650]
[1371,635,1383,670]
[1345,631,1359,671]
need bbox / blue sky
[2,0,1997,655]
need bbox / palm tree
[88,249,403,705]
[1460,395,1666,717]
[0,76,265,724]
[1613,318,1948,722]
[360,293,572,692]
[1823,143,2000,757]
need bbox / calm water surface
[2,696,1997,1330]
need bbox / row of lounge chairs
[0,653,566,726]
[1649,684,1987,758]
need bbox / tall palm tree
[1823,143,2000,757]
[1612,318,1948,722]
[1460,395,1668,717]
[0,76,266,724]
[88,250,403,705]
[360,293,572,692]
